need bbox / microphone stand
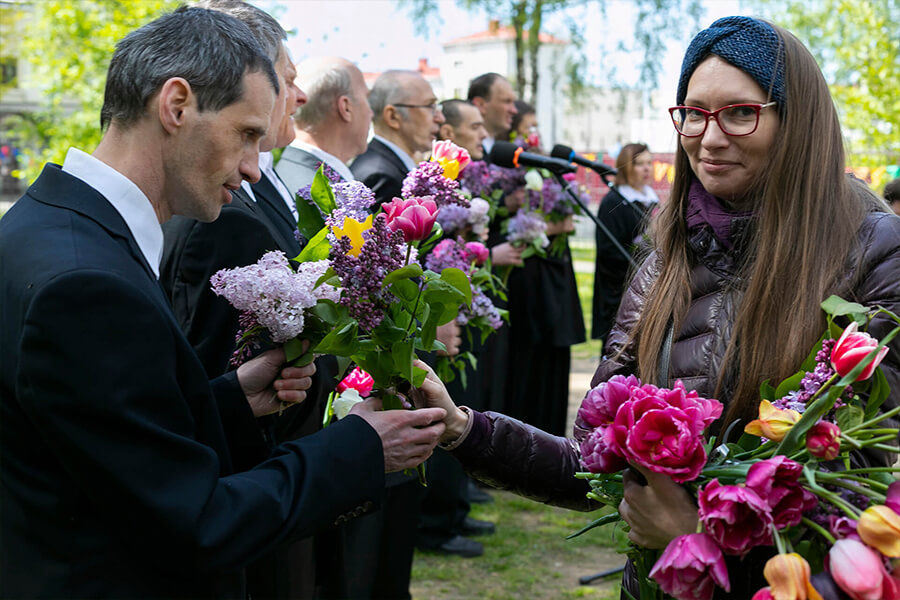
[553,171,637,269]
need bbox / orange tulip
[745,400,802,442]
[858,505,900,557]
[762,553,823,600]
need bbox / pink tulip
[382,196,439,242]
[745,456,817,529]
[751,588,775,600]
[464,241,489,265]
[698,479,773,556]
[828,516,860,541]
[649,533,730,600]
[806,421,841,460]
[579,425,627,474]
[335,367,374,397]
[430,139,471,179]
[886,481,900,515]
[577,374,641,427]
[831,322,889,381]
[828,538,885,600]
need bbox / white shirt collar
[287,140,355,183]
[617,184,659,206]
[482,136,495,154]
[61,148,163,277]
[373,135,417,173]
[240,179,256,202]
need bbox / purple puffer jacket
[450,210,900,599]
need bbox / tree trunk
[512,0,527,99]
[527,0,543,106]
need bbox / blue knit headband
[676,16,785,109]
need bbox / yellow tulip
[858,505,900,557]
[744,400,802,442]
[435,157,461,180]
[331,215,373,257]
[763,553,823,600]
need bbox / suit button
[362,500,373,511]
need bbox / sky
[258,0,752,99]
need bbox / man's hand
[546,215,576,236]
[436,321,462,357]
[349,398,447,472]
[236,346,316,417]
[504,188,525,212]
[618,464,699,549]
[490,242,524,266]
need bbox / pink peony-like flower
[382,196,439,242]
[648,533,730,600]
[806,421,841,460]
[745,456,817,529]
[831,321,889,382]
[828,538,886,600]
[578,374,642,428]
[335,366,374,397]
[609,381,720,483]
[698,479,773,556]
[430,139,471,180]
[464,241,489,265]
[579,425,627,474]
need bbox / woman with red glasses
[416,16,900,599]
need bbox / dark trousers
[416,448,470,548]
[504,341,572,437]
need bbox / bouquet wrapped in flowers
[573,296,900,600]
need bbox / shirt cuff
[439,406,473,451]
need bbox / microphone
[551,144,617,177]
[489,141,577,174]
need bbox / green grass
[411,491,626,600]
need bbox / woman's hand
[546,215,575,236]
[618,464,699,549]
[410,360,469,444]
[490,242,524,266]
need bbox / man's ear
[471,96,487,114]
[157,77,194,133]
[337,95,352,123]
[438,123,454,141]
[382,105,402,131]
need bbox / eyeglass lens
[672,105,762,136]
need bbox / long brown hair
[615,143,650,189]
[631,23,878,426]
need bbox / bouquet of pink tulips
[574,296,900,600]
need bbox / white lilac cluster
[435,197,491,237]
[210,251,338,343]
[507,209,550,249]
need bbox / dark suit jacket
[349,138,409,206]
[0,164,383,599]
[251,171,302,257]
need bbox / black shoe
[467,481,494,504]
[461,516,496,537]
[424,535,483,558]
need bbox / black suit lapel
[370,138,413,181]
[248,175,302,257]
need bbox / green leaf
[836,404,865,431]
[370,314,407,346]
[775,384,845,456]
[383,263,424,288]
[759,379,776,401]
[313,320,359,356]
[297,227,332,262]
[391,338,415,384]
[821,295,868,319]
[412,365,427,387]
[566,511,621,540]
[439,267,472,306]
[295,194,326,241]
[775,370,806,399]
[309,165,337,215]
[283,337,309,364]
[389,279,419,304]
[865,367,889,420]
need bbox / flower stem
[845,405,900,434]
[801,517,836,544]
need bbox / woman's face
[629,151,653,188]
[680,56,779,206]
[516,112,538,138]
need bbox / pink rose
[698,479,773,556]
[828,538,886,600]
[806,421,841,460]
[610,384,713,483]
[464,241,489,265]
[382,196,439,242]
[335,367,374,397]
[649,533,730,600]
[579,425,627,474]
[745,456,817,529]
[831,322,889,381]
[578,374,641,427]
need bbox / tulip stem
[849,434,897,446]
[817,477,886,503]
[800,517,835,544]
[815,471,890,491]
[805,373,840,406]
[828,466,900,475]
[844,405,900,435]
[771,525,786,555]
[839,434,864,450]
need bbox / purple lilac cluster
[401,161,469,208]
[458,161,495,198]
[330,181,376,224]
[459,289,504,330]
[772,338,846,414]
[435,204,469,234]
[229,311,263,367]
[506,209,549,247]
[424,238,469,273]
[210,251,335,343]
[330,214,406,332]
[489,164,527,195]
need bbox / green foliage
[758,0,900,167]
[5,0,179,181]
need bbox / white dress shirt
[62,148,163,277]
[482,136,495,155]
[288,140,356,184]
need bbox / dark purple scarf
[685,178,753,250]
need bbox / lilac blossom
[330,214,406,332]
[435,205,470,235]
[210,251,336,343]
[426,238,503,330]
[331,181,376,222]
[458,288,504,330]
[401,161,469,208]
[507,209,549,248]
[459,161,495,198]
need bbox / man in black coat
[0,9,446,599]
[350,69,444,208]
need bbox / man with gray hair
[275,56,372,196]
[350,69,445,206]
[0,7,447,598]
